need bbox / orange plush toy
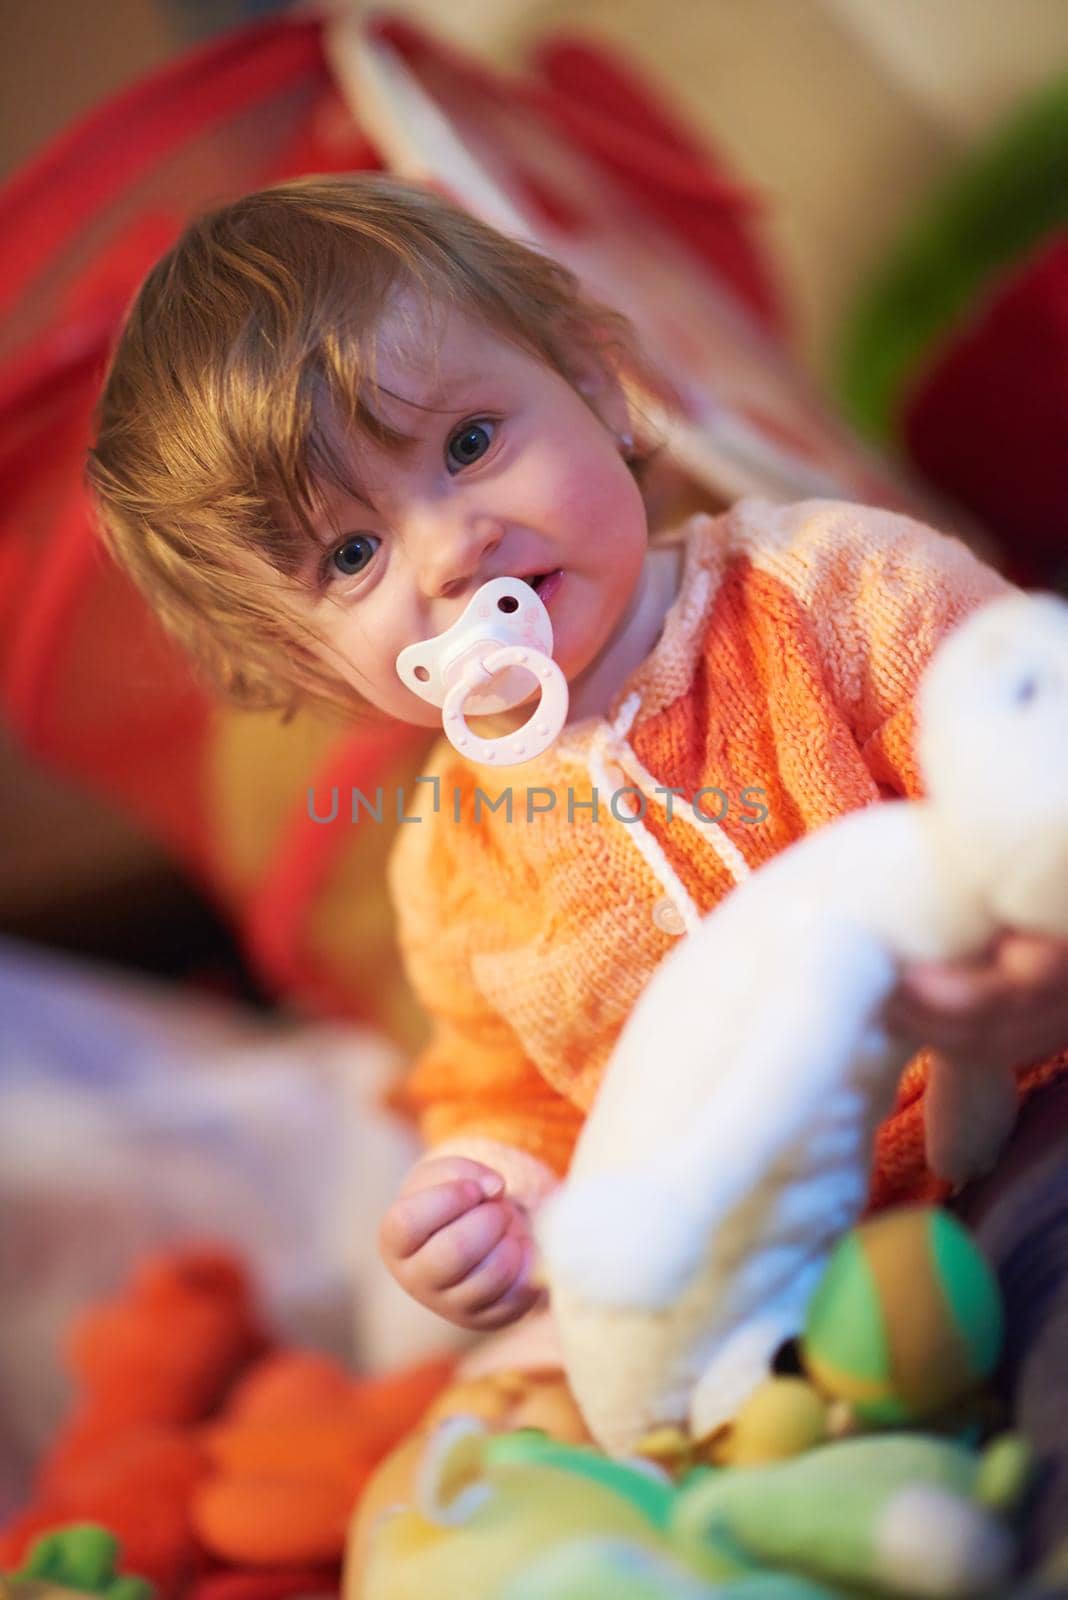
[0,1249,267,1594]
[0,1249,456,1598]
[191,1351,455,1568]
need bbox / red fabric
[903,230,1068,588]
[0,13,431,1032]
[367,16,784,335]
[531,36,784,333]
[0,12,380,883]
[0,21,328,326]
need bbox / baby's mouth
[526,569,562,591]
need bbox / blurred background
[1,0,1067,1564]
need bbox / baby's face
[293,292,649,730]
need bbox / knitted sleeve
[385,767,583,1204]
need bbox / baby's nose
[421,516,505,600]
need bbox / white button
[653,899,687,936]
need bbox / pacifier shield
[396,577,569,765]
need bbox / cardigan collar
[553,508,726,759]
[550,510,750,935]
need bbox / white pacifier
[396,577,569,765]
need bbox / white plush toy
[536,591,1068,1457]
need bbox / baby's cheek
[521,424,632,530]
[555,458,634,534]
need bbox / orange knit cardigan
[387,497,1068,1213]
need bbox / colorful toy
[496,1541,837,1599]
[695,1203,1007,1469]
[350,1419,710,1600]
[0,1250,456,1593]
[0,1249,265,1593]
[705,1377,832,1467]
[636,1206,1004,1468]
[673,1432,1031,1598]
[3,1525,153,1600]
[345,1365,593,1584]
[801,1207,1003,1426]
[537,591,1068,1453]
[190,1350,454,1567]
[347,1417,1030,1600]
[349,1419,816,1600]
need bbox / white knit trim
[584,691,750,937]
[671,779,753,886]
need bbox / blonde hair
[85,173,660,721]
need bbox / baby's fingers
[884,961,1003,1041]
[898,968,989,1016]
[380,1179,485,1262]
[413,1200,512,1291]
[399,1156,504,1199]
[446,1231,532,1317]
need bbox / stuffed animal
[347,1417,1028,1600]
[497,1543,836,1600]
[537,591,1068,1454]
[0,1252,457,1590]
[3,1524,153,1600]
[350,1418,714,1600]
[350,1417,841,1599]
[671,1431,1030,1597]
[190,1350,454,1566]
[0,1250,266,1594]
[633,1205,1005,1468]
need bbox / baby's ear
[571,353,606,397]
[569,344,631,435]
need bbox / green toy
[801,1207,1003,1426]
[5,1526,153,1600]
[499,1539,839,1600]
[674,1432,1031,1598]
[352,1412,1030,1600]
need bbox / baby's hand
[379,1155,541,1331]
[884,930,1068,1070]
[884,930,1068,1186]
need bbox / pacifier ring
[395,575,569,765]
[442,644,568,765]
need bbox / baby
[86,174,1068,1358]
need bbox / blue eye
[331,533,379,579]
[447,420,495,472]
